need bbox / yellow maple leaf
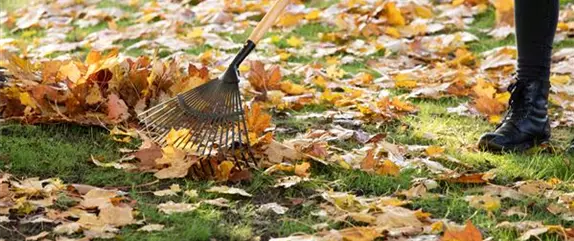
[312,75,327,88]
[188,27,204,39]
[550,75,570,85]
[217,161,235,181]
[321,89,344,105]
[472,79,497,98]
[385,27,401,38]
[278,13,304,27]
[385,2,406,26]
[495,92,510,104]
[19,92,37,109]
[425,146,445,157]
[58,61,82,84]
[270,35,281,44]
[326,65,346,79]
[414,5,433,18]
[305,10,321,21]
[394,73,417,89]
[286,36,303,48]
[280,81,307,95]
[165,128,191,147]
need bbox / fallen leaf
[138,224,165,232]
[206,186,252,197]
[258,202,289,215]
[294,162,311,177]
[441,220,483,241]
[157,201,199,214]
[107,93,130,123]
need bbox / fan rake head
[138,73,256,179]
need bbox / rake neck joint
[230,40,256,70]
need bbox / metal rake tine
[165,81,223,149]
[201,85,233,157]
[181,84,225,153]
[216,87,235,159]
[170,92,221,149]
[234,90,257,166]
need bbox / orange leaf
[442,173,489,184]
[472,79,496,98]
[360,149,377,171]
[245,102,271,136]
[441,220,483,241]
[473,95,505,116]
[294,162,311,177]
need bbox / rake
[137,0,291,176]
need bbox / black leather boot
[478,78,551,152]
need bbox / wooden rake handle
[248,0,291,44]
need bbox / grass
[1,0,574,240]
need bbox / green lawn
[1,0,574,240]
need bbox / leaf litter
[1,0,574,240]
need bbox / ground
[0,0,573,240]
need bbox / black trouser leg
[514,0,559,82]
[478,0,560,152]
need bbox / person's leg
[478,0,559,152]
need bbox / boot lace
[501,79,531,124]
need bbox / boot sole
[478,138,550,153]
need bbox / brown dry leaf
[54,222,82,235]
[375,206,424,229]
[258,202,289,215]
[441,220,483,241]
[157,201,199,214]
[264,140,304,164]
[107,93,130,123]
[154,157,195,179]
[360,149,377,171]
[25,231,49,241]
[80,189,118,209]
[133,144,162,170]
[248,61,281,92]
[325,226,382,241]
[153,184,181,197]
[98,203,135,226]
[441,173,491,184]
